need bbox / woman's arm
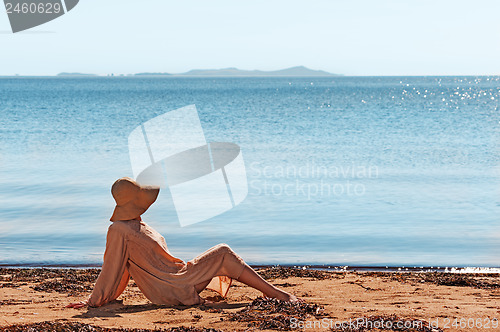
[67,223,130,308]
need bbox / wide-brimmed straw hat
[110,177,160,221]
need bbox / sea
[0,76,499,268]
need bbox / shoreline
[1,264,499,274]
[1,267,499,331]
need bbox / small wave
[444,267,500,274]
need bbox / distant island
[53,66,341,77]
[134,66,341,77]
[57,72,98,77]
[178,66,340,77]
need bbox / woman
[67,177,297,309]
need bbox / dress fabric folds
[88,219,248,307]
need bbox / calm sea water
[0,76,499,267]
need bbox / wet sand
[1,267,499,331]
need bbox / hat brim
[110,187,159,221]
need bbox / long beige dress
[87,219,249,307]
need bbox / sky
[0,0,499,76]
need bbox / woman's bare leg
[237,266,297,302]
[192,244,298,302]
[194,266,297,302]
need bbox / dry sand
[1,267,499,331]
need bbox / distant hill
[57,72,97,77]
[55,67,341,77]
[179,66,340,77]
[135,72,171,76]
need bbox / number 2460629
[5,2,62,14]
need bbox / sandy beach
[0,267,499,331]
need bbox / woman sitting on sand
[67,177,298,308]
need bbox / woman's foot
[270,289,301,302]
[282,292,301,302]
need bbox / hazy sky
[1,0,499,76]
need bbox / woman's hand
[66,299,88,309]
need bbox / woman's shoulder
[109,219,163,240]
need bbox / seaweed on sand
[226,297,325,331]
[0,268,101,295]
[0,321,223,332]
[256,266,333,280]
[363,271,500,289]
